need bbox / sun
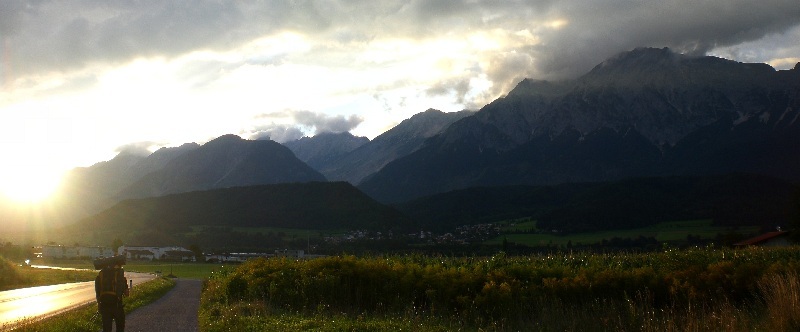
[0,164,63,204]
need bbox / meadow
[488,219,760,247]
[124,261,230,279]
[0,257,97,291]
[200,247,800,331]
[28,259,229,280]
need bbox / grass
[201,286,800,332]
[30,259,230,280]
[4,276,175,332]
[0,258,97,291]
[14,268,97,290]
[486,219,760,247]
[498,218,537,232]
[124,261,230,280]
[200,308,458,332]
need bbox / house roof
[127,249,155,255]
[734,231,789,246]
[164,250,194,256]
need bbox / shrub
[0,256,24,290]
[200,248,800,330]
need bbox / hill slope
[397,174,798,233]
[75,182,414,236]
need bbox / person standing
[95,263,129,332]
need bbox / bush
[201,247,800,331]
[0,256,24,290]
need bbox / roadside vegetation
[0,256,96,291]
[200,247,800,331]
[35,259,229,280]
[6,277,175,332]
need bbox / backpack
[96,268,125,304]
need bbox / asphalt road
[0,269,155,328]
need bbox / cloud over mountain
[250,110,364,142]
[3,0,798,85]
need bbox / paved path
[124,279,202,332]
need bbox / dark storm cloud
[292,110,364,134]
[426,78,472,104]
[3,0,799,88]
[2,0,316,76]
[531,0,800,78]
[405,0,800,78]
[249,125,305,143]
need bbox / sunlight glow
[0,164,63,203]
[0,112,71,204]
[0,30,535,185]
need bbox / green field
[0,257,98,291]
[498,218,537,232]
[487,219,760,247]
[29,259,230,280]
[124,261,231,279]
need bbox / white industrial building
[40,245,114,259]
[118,245,196,261]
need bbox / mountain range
[282,132,369,172]
[11,47,800,236]
[47,108,473,223]
[358,47,800,202]
[51,135,324,223]
[285,109,473,184]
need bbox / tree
[188,244,205,262]
[111,238,123,254]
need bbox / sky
[0,0,799,202]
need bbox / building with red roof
[734,231,792,247]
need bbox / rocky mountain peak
[284,132,369,169]
[399,109,474,138]
[204,134,245,146]
[596,47,681,69]
[581,47,776,90]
